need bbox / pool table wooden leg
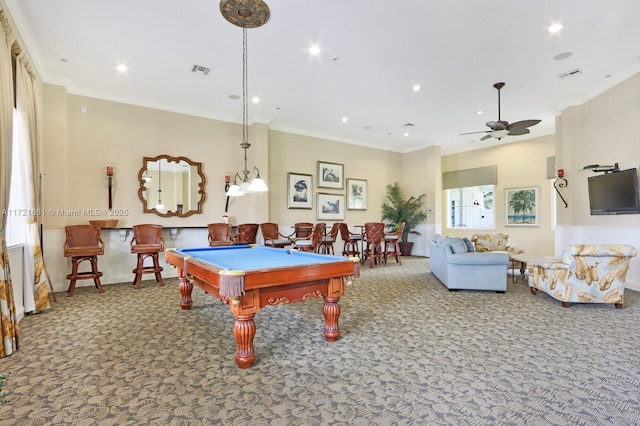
[234,313,256,369]
[323,296,341,342]
[178,271,193,310]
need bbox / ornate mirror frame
[137,154,207,218]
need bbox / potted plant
[380,182,427,256]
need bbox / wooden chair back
[236,223,259,244]
[64,225,104,257]
[131,224,164,253]
[207,223,233,246]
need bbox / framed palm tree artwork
[505,186,539,226]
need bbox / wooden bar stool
[130,224,165,289]
[234,223,259,244]
[63,225,105,297]
[363,222,385,268]
[384,222,405,264]
[208,223,233,246]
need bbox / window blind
[442,165,497,189]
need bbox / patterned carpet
[2,256,640,425]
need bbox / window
[446,185,495,229]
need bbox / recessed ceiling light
[252,96,260,104]
[309,45,321,56]
[476,110,483,115]
[553,52,573,61]
[341,117,348,123]
[116,63,128,73]
[548,22,564,33]
[403,132,410,137]
[412,84,422,92]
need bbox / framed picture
[317,193,345,221]
[317,161,344,189]
[347,178,367,210]
[505,186,539,226]
[287,172,313,209]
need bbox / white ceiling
[4,0,640,154]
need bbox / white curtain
[15,56,50,313]
[0,7,19,357]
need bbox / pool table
[165,245,360,368]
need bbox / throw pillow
[462,237,475,252]
[444,237,468,254]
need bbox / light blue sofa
[428,234,509,292]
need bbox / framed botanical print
[505,186,539,226]
[347,178,367,210]
[317,193,345,221]
[287,172,312,209]
[317,161,344,189]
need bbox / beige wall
[267,130,402,227]
[441,135,556,256]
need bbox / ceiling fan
[460,82,541,141]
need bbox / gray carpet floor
[2,256,640,425]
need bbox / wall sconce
[553,167,568,208]
[106,165,114,210]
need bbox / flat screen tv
[587,168,640,215]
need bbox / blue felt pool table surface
[175,245,350,271]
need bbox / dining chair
[130,224,165,289]
[63,224,105,297]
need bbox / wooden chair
[260,223,294,248]
[294,222,314,238]
[363,222,386,268]
[293,223,326,252]
[63,225,105,297]
[130,224,165,289]
[235,223,259,244]
[321,222,341,254]
[208,223,233,246]
[339,223,362,257]
[384,221,405,264]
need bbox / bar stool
[208,223,233,246]
[130,224,165,289]
[235,223,259,244]
[339,223,361,257]
[384,222,405,264]
[63,224,105,297]
[321,222,341,254]
[363,222,385,268]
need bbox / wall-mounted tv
[587,168,640,215]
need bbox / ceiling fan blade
[480,134,494,141]
[486,121,507,131]
[508,119,541,129]
[459,130,491,136]
[507,127,530,136]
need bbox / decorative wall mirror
[137,155,207,217]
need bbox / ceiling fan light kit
[460,82,541,141]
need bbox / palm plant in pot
[380,182,427,256]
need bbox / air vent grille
[558,68,582,79]
[191,65,211,76]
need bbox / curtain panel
[16,54,50,313]
[0,7,19,357]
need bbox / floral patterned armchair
[471,233,526,276]
[528,244,637,308]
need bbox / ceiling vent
[558,68,582,79]
[402,123,414,127]
[191,65,211,76]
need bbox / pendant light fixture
[155,159,165,211]
[221,0,270,197]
